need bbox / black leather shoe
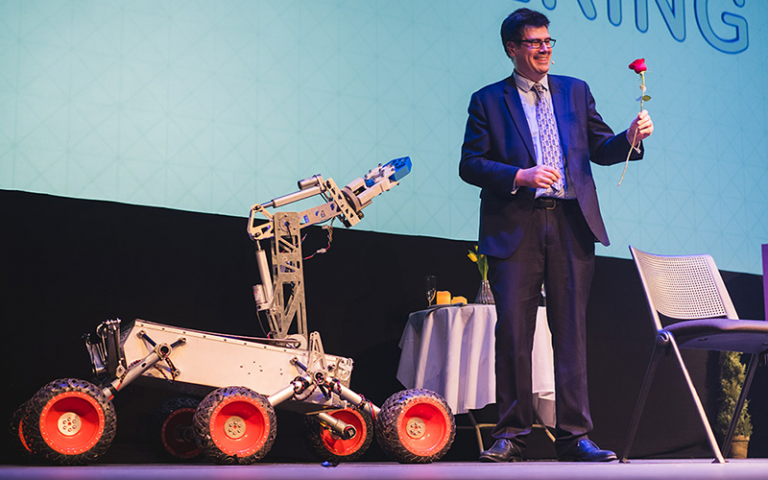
[479,439,523,462]
[558,439,617,462]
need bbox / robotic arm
[247,157,412,340]
[247,156,412,241]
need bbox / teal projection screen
[1,0,766,274]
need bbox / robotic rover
[11,157,456,465]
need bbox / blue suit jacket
[459,74,644,258]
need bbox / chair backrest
[629,246,739,332]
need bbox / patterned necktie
[532,83,565,195]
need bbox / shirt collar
[513,70,549,94]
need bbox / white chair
[621,246,768,463]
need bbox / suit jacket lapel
[503,76,536,164]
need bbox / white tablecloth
[397,304,555,427]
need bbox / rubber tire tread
[149,396,202,461]
[22,378,116,465]
[9,401,35,462]
[193,386,277,465]
[375,388,455,464]
[304,408,374,463]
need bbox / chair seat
[666,318,768,353]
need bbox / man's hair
[500,8,550,57]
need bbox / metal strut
[101,331,186,400]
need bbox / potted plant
[716,351,753,458]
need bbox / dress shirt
[512,71,574,199]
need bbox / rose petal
[628,58,647,74]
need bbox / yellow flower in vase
[467,246,489,280]
[468,246,494,304]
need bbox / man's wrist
[626,130,642,153]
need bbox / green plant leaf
[717,351,753,437]
[642,95,652,102]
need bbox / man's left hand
[627,110,653,148]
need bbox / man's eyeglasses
[517,38,556,49]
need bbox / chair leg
[620,341,664,463]
[667,336,725,464]
[721,353,759,458]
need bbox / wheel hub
[224,416,246,439]
[57,412,82,436]
[405,417,426,439]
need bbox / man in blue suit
[459,8,654,462]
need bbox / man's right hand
[514,165,561,189]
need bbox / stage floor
[3,460,768,480]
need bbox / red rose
[629,58,647,74]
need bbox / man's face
[506,26,552,82]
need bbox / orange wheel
[376,389,455,463]
[150,397,201,461]
[23,378,116,465]
[9,401,35,461]
[305,408,373,462]
[194,386,276,464]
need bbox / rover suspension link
[139,332,185,381]
[266,376,357,440]
[289,357,380,420]
[315,412,357,440]
[326,378,380,420]
[101,333,186,400]
[267,375,314,407]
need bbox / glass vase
[475,279,495,305]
